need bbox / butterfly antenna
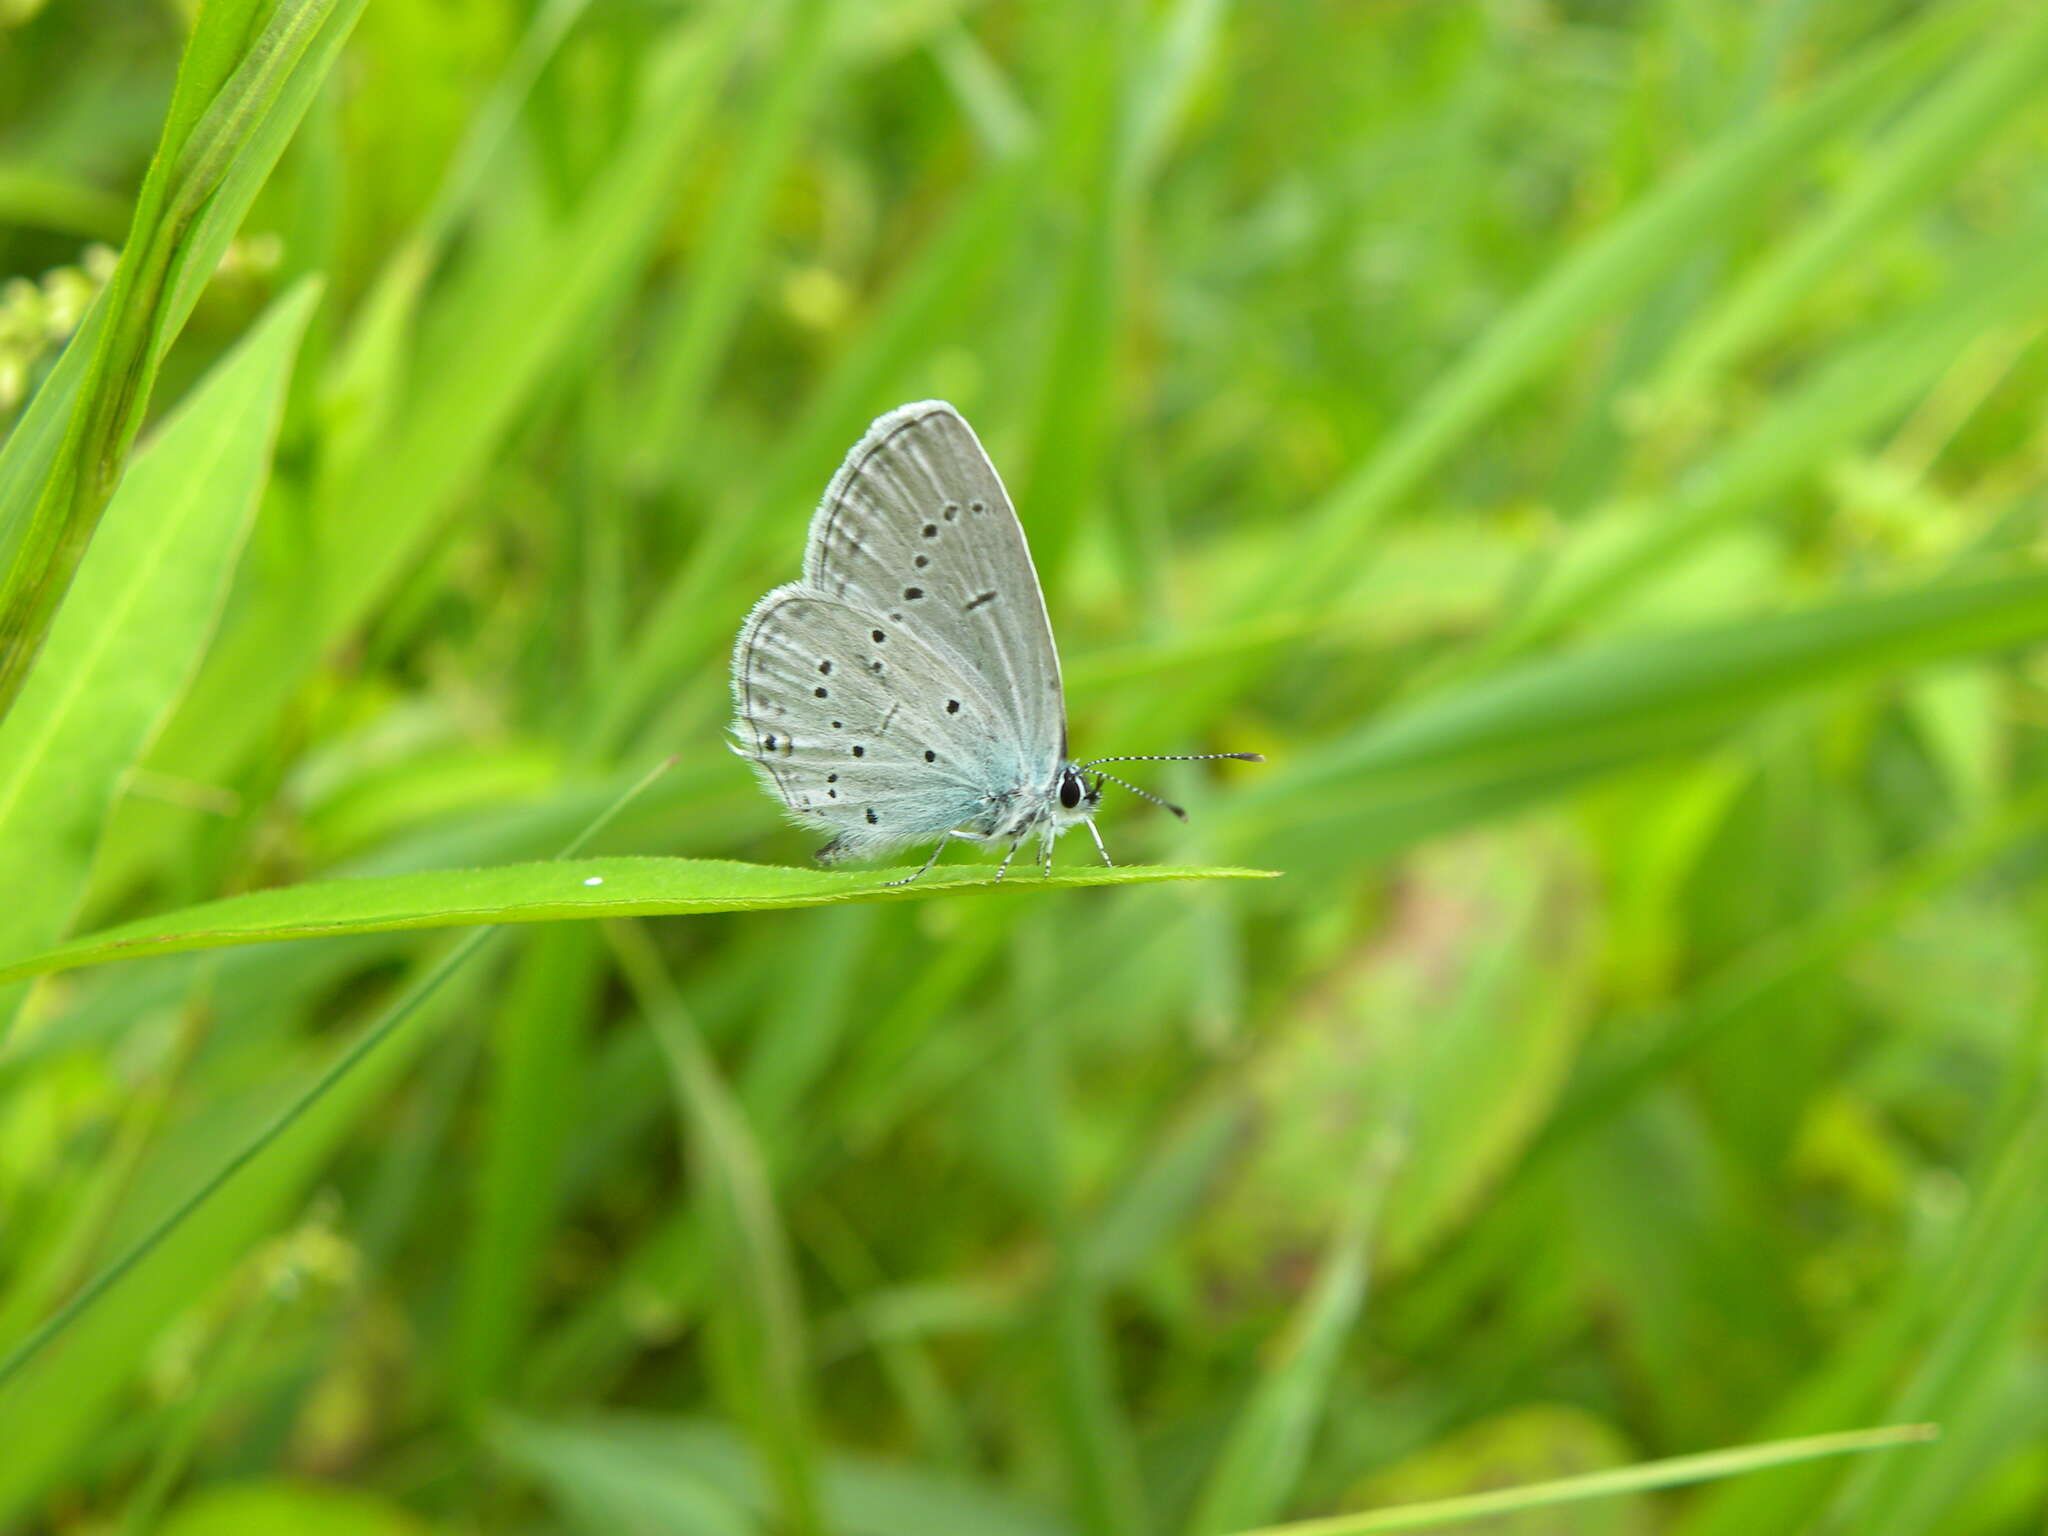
[1090,771,1189,821]
[1078,753,1262,822]
[1077,752,1265,767]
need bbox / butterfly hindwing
[732,586,1017,860]
[801,402,1067,783]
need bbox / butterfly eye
[1059,771,1083,810]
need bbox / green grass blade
[1009,0,1135,585]
[1647,9,2048,409]
[1821,1108,2048,1535]
[1186,1159,1386,1536]
[0,0,364,717]
[1234,0,1992,616]
[0,759,672,1498]
[1015,919,1147,1536]
[624,0,839,483]
[0,860,1274,987]
[1227,1425,1936,1536]
[0,935,487,1522]
[1530,780,2048,1176]
[0,0,264,538]
[0,280,318,1035]
[490,1412,762,1536]
[453,925,604,1410]
[1226,566,2048,864]
[1678,1088,2048,1536]
[317,0,599,497]
[0,166,129,240]
[1494,211,2048,655]
[1125,0,1229,185]
[492,1413,1077,1536]
[127,6,752,838]
[614,919,824,1536]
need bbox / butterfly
[730,401,1259,884]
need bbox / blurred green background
[3,0,2048,1531]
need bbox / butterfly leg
[994,838,1024,882]
[1040,827,1056,879]
[1084,818,1113,868]
[886,833,962,888]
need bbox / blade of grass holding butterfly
[0,280,318,1038]
[0,0,364,719]
[1644,8,2048,415]
[0,862,1271,989]
[610,917,825,1536]
[1223,1424,1936,1536]
[0,758,671,1403]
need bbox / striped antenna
[1079,753,1262,822]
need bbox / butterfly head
[1054,763,1104,823]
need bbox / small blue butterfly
[731,402,1260,884]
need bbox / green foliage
[0,279,316,1025]
[0,0,364,711]
[2,1,2046,1532]
[0,858,1263,988]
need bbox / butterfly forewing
[801,402,1067,781]
[733,588,1014,858]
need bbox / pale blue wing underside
[732,588,1019,861]
[800,401,1067,781]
